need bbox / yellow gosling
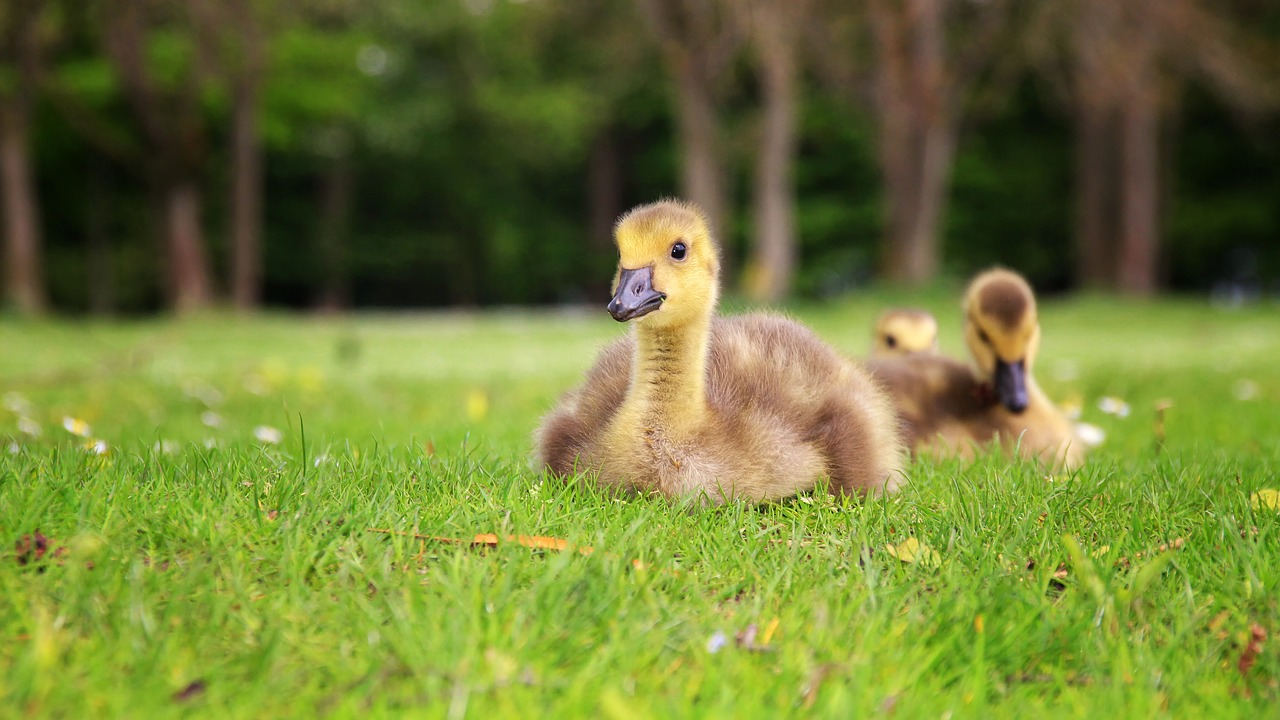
[872,308,939,357]
[535,199,905,503]
[865,268,1084,469]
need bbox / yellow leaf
[1251,489,1280,512]
[885,537,940,567]
[466,389,489,422]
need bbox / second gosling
[872,309,939,357]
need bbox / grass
[1,293,1278,717]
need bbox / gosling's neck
[627,311,712,436]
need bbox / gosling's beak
[607,266,665,322]
[994,359,1029,414]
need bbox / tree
[199,0,270,310]
[99,0,215,312]
[0,0,49,314]
[635,0,740,253]
[866,0,1013,284]
[737,0,808,302]
[1030,0,1275,294]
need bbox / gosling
[536,199,904,503]
[865,268,1084,469]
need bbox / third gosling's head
[607,200,720,328]
[873,309,939,357]
[963,268,1041,414]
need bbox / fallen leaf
[1238,624,1267,677]
[172,680,206,702]
[735,623,776,653]
[466,389,489,422]
[885,537,940,567]
[368,528,595,555]
[760,616,780,646]
[801,663,844,709]
[1251,489,1280,513]
[15,532,52,565]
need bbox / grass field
[2,293,1278,717]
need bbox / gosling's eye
[977,328,991,344]
[885,335,897,349]
[670,242,687,260]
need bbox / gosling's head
[607,200,720,328]
[873,309,939,357]
[962,268,1041,414]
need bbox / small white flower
[201,411,224,428]
[18,417,41,437]
[1233,379,1259,401]
[1097,397,1130,418]
[3,392,31,415]
[1075,422,1107,448]
[85,439,108,455]
[254,425,283,444]
[153,440,179,455]
[203,437,221,449]
[7,442,20,454]
[706,630,728,654]
[63,417,92,437]
[529,481,542,497]
[312,453,331,467]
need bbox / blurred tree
[867,0,1013,285]
[99,0,216,312]
[0,0,49,314]
[198,0,270,310]
[1029,0,1275,294]
[737,0,808,302]
[635,0,740,255]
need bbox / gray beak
[994,359,1029,414]
[607,266,665,322]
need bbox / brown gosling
[872,309,939,357]
[865,268,1085,469]
[535,199,905,503]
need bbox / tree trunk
[163,180,214,312]
[86,161,114,314]
[1073,102,1116,288]
[0,101,46,314]
[1115,87,1160,296]
[673,60,729,263]
[746,27,798,303]
[229,78,264,310]
[872,0,951,285]
[315,147,353,312]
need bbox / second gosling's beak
[994,359,1029,414]
[607,266,665,322]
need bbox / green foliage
[1,298,1278,714]
[17,0,1280,310]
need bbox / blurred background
[1,0,1278,315]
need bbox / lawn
[1,293,1278,717]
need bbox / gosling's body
[865,268,1084,469]
[865,353,1082,468]
[872,309,939,357]
[536,200,903,503]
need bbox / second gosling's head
[963,268,1041,414]
[873,309,939,357]
[607,200,720,328]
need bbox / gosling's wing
[864,353,987,447]
[535,335,632,474]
